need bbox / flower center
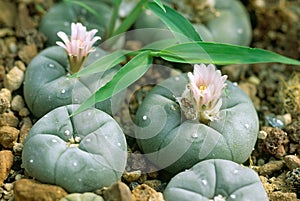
[199,85,207,92]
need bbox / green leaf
[142,38,179,51]
[72,51,153,116]
[159,42,300,65]
[147,2,202,42]
[152,0,166,12]
[71,50,126,78]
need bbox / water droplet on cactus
[48,63,55,68]
[104,135,108,139]
[175,76,180,81]
[191,133,198,139]
[201,179,208,185]
[63,21,70,26]
[244,123,250,129]
[230,194,237,199]
[73,162,78,167]
[61,89,66,94]
[29,159,33,163]
[142,115,147,120]
[237,28,243,34]
[64,130,71,136]
[51,139,57,143]
[233,169,239,174]
[117,142,121,147]
[57,89,70,99]
[85,138,91,142]
[87,112,91,116]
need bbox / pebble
[19,107,30,117]
[0,150,13,185]
[284,155,300,170]
[4,66,24,92]
[0,1,17,27]
[61,192,104,201]
[259,160,284,176]
[268,191,297,201]
[11,95,25,112]
[19,117,32,144]
[0,111,19,127]
[123,170,142,182]
[0,88,12,113]
[132,184,164,201]
[0,126,19,148]
[103,181,133,201]
[18,44,37,65]
[14,179,68,201]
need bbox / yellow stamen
[199,85,207,92]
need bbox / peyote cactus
[133,0,252,46]
[22,104,127,193]
[24,45,124,118]
[163,159,269,201]
[134,65,258,174]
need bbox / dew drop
[117,142,121,147]
[29,159,33,163]
[57,89,70,99]
[51,139,57,143]
[230,194,237,199]
[244,123,250,129]
[48,63,55,68]
[64,130,71,136]
[104,135,108,139]
[142,115,147,120]
[61,89,66,94]
[73,162,78,167]
[233,169,239,174]
[237,28,243,34]
[175,76,180,81]
[201,179,208,185]
[86,138,91,142]
[191,133,198,139]
[87,112,91,116]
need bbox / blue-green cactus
[133,0,252,46]
[22,104,127,193]
[134,74,258,174]
[163,159,268,201]
[24,46,124,118]
[39,0,110,47]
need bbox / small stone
[19,107,30,117]
[0,1,16,27]
[0,111,19,127]
[14,179,68,201]
[123,170,142,182]
[284,155,300,170]
[61,192,104,201]
[0,150,13,185]
[11,95,25,112]
[0,88,12,113]
[259,160,284,176]
[268,191,297,201]
[132,184,164,201]
[103,181,133,201]
[18,44,37,65]
[4,66,24,92]
[14,60,26,72]
[19,117,32,144]
[0,126,19,148]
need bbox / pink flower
[56,22,101,74]
[178,64,227,123]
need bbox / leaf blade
[159,42,300,65]
[152,0,166,12]
[72,51,153,116]
[71,50,126,78]
[147,2,202,42]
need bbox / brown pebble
[0,88,12,113]
[284,155,300,170]
[0,111,19,127]
[103,181,133,201]
[123,171,142,183]
[18,44,37,65]
[0,150,13,185]
[14,179,68,201]
[11,95,25,112]
[0,1,16,27]
[259,160,284,176]
[0,126,19,148]
[268,191,297,201]
[4,66,24,92]
[19,107,30,117]
[132,184,164,201]
[19,117,32,144]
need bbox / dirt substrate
[0,0,300,200]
